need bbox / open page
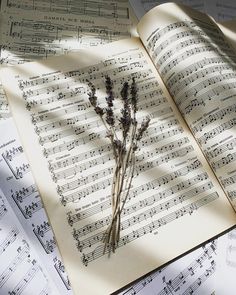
[138,3,236,210]
[0,0,132,121]
[0,118,73,294]
[1,37,236,294]
[119,239,217,295]
[0,186,59,294]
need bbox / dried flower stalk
[87,76,150,255]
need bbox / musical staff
[0,242,30,288]
[81,193,219,266]
[75,182,213,252]
[56,144,193,189]
[54,257,72,290]
[61,159,202,206]
[2,149,30,179]
[8,262,41,295]
[191,104,236,135]
[198,119,236,145]
[4,0,130,19]
[204,138,236,160]
[0,0,131,65]
[211,152,236,171]
[0,198,7,219]
[72,172,209,235]
[182,261,215,295]
[0,119,74,294]
[1,20,231,293]
[0,228,19,255]
[144,10,236,210]
[121,239,217,295]
[52,137,190,181]
[33,222,57,254]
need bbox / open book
[1,3,236,294]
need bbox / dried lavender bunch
[87,76,150,255]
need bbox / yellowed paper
[1,37,236,295]
[138,3,236,210]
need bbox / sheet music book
[1,3,236,294]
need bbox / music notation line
[2,146,23,161]
[59,145,195,203]
[11,184,38,203]
[147,19,224,53]
[184,85,236,115]
[33,221,51,238]
[75,182,213,252]
[161,46,234,77]
[67,167,205,228]
[38,106,172,146]
[0,243,29,288]
[122,272,159,295]
[19,52,145,90]
[182,261,215,295]
[9,263,40,295]
[52,137,190,181]
[211,151,236,171]
[156,242,216,295]
[175,72,236,108]
[166,58,236,89]
[6,0,130,19]
[158,36,230,69]
[191,103,236,135]
[204,138,236,161]
[53,258,71,290]
[81,193,219,266]
[221,174,236,188]
[35,93,165,135]
[62,158,201,205]
[43,121,181,158]
[198,118,236,145]
[0,228,19,255]
[228,191,236,201]
[0,202,7,219]
[170,64,236,98]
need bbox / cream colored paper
[1,37,236,295]
[138,3,236,210]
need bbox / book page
[0,186,59,294]
[119,239,217,295]
[218,20,236,52]
[138,3,236,210]
[0,0,131,121]
[1,37,236,295]
[0,118,73,294]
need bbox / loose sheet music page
[1,37,236,294]
[138,3,236,210]
[0,118,73,294]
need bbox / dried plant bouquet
[87,76,150,255]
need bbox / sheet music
[215,228,236,294]
[129,0,206,20]
[0,186,59,294]
[0,0,131,121]
[0,118,74,295]
[119,240,217,295]
[205,0,236,22]
[138,3,236,210]
[0,0,131,65]
[1,37,235,295]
